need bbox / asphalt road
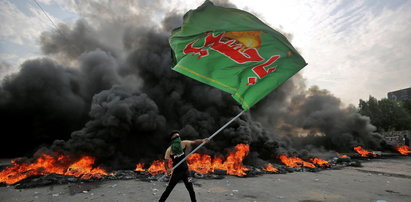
[1,156,410,202]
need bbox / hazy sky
[1,0,410,105]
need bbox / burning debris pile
[0,151,111,188]
[135,144,251,177]
[394,146,411,155]
[353,146,377,157]
[1,143,409,189]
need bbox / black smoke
[0,49,125,157]
[0,0,383,169]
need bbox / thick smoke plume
[0,0,383,169]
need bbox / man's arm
[193,138,210,144]
[164,147,172,175]
[164,147,171,159]
[182,138,209,147]
[182,138,209,156]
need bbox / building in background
[387,87,411,101]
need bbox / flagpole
[159,109,245,181]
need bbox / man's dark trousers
[159,171,196,202]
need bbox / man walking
[159,130,209,202]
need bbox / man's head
[169,130,180,140]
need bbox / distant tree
[358,96,411,131]
[359,96,382,129]
[402,99,411,115]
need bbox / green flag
[169,1,307,110]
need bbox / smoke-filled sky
[1,0,410,105]
[0,0,389,168]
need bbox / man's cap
[169,130,180,139]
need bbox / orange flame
[394,146,411,155]
[219,144,250,176]
[309,158,330,167]
[337,153,349,158]
[187,153,213,174]
[0,153,110,185]
[134,163,145,172]
[278,155,315,168]
[353,146,376,157]
[188,144,250,176]
[65,156,108,179]
[136,144,250,177]
[146,160,172,175]
[263,163,278,173]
